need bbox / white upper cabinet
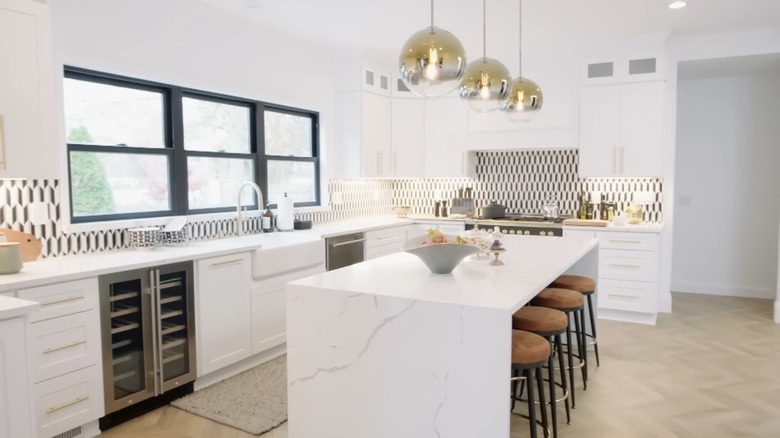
[360,91,392,177]
[423,97,469,178]
[0,0,58,179]
[579,81,666,178]
[390,98,425,177]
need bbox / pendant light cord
[482,0,487,59]
[430,0,435,30]
[518,0,522,74]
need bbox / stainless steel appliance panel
[99,261,196,415]
[326,233,365,271]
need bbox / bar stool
[511,330,550,438]
[512,307,570,438]
[531,288,587,405]
[550,275,599,367]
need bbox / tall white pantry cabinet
[0,0,59,180]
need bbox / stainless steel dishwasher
[326,232,365,271]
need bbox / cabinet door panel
[391,99,425,177]
[0,0,56,179]
[424,98,468,178]
[361,92,392,177]
[196,253,252,376]
[578,85,620,177]
[598,279,657,313]
[620,81,665,177]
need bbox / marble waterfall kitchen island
[286,235,598,438]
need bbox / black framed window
[63,67,320,223]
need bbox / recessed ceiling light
[668,1,687,9]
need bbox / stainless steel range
[466,213,567,236]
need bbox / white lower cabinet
[18,278,104,438]
[365,226,407,260]
[196,253,252,376]
[563,228,660,318]
[34,364,104,438]
[250,240,325,355]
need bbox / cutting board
[562,219,609,227]
[0,228,43,262]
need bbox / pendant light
[458,0,512,113]
[501,0,543,122]
[399,0,467,98]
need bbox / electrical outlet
[29,202,50,225]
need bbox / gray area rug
[172,354,287,435]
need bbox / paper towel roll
[277,193,294,231]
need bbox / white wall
[49,0,340,182]
[672,73,780,299]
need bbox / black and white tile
[0,150,662,259]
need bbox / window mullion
[170,88,188,214]
[256,102,269,208]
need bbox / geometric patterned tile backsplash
[0,149,662,259]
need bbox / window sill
[61,206,328,234]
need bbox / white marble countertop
[0,295,40,320]
[563,222,664,233]
[290,235,598,313]
[0,216,410,292]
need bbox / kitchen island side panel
[287,284,510,438]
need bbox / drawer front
[597,232,658,251]
[598,279,657,313]
[365,243,401,260]
[19,278,99,322]
[34,364,105,438]
[599,249,658,282]
[365,226,406,249]
[29,309,101,383]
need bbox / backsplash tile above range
[393,150,663,222]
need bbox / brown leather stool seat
[550,275,596,294]
[512,306,571,433]
[512,307,568,334]
[512,330,551,366]
[531,288,584,311]
[550,275,601,368]
[511,330,552,438]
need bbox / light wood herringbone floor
[101,293,780,438]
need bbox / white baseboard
[673,281,774,299]
[775,300,780,324]
[194,343,286,391]
[598,308,657,326]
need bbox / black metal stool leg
[555,334,571,424]
[511,368,519,412]
[587,294,600,367]
[547,342,558,438]
[573,309,587,389]
[536,365,549,438]
[564,319,576,409]
[527,368,537,438]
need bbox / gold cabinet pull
[41,295,84,307]
[45,396,89,414]
[0,114,6,171]
[43,340,87,354]
[608,239,641,244]
[211,258,243,267]
[607,294,639,300]
[608,263,641,269]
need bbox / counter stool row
[509,275,598,438]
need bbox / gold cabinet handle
[608,239,642,244]
[211,258,243,267]
[43,340,87,354]
[375,234,399,241]
[41,295,85,307]
[608,263,642,269]
[607,294,639,300]
[0,114,6,171]
[45,396,89,414]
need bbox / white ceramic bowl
[402,234,480,274]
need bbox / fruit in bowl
[403,229,480,274]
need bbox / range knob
[538,230,545,236]
[509,230,516,234]
[523,230,530,235]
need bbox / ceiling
[678,53,780,80]
[198,0,780,55]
